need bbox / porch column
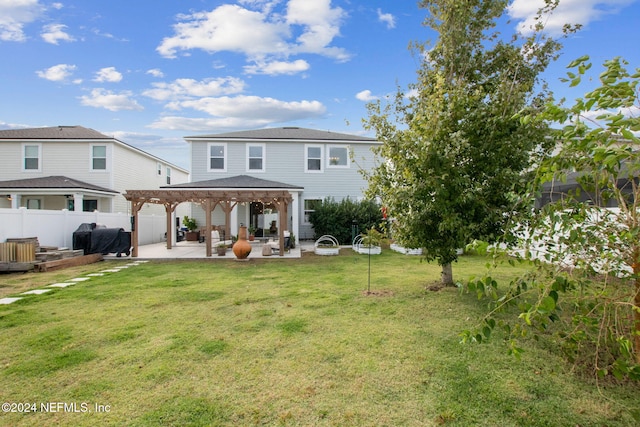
[291,191,299,241]
[73,193,83,212]
[277,199,288,256]
[10,193,20,209]
[230,203,239,238]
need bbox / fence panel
[0,208,166,248]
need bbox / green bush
[309,198,383,244]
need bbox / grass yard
[0,250,638,426]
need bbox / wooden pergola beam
[123,189,293,258]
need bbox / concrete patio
[106,240,314,260]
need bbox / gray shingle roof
[0,126,111,140]
[185,127,377,142]
[0,176,118,193]
[164,175,302,190]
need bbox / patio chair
[267,230,291,254]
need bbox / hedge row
[309,197,383,245]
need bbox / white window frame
[327,145,350,169]
[22,143,41,172]
[303,198,322,224]
[208,143,227,172]
[90,144,107,172]
[157,163,162,175]
[166,167,171,185]
[246,143,266,172]
[305,144,324,173]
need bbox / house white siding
[186,128,379,240]
[0,127,189,215]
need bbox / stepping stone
[21,289,52,295]
[87,273,105,277]
[69,277,91,282]
[0,297,23,305]
[100,269,121,273]
[48,283,75,288]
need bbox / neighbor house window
[328,145,350,168]
[247,144,265,172]
[305,145,323,172]
[304,199,322,224]
[166,167,171,185]
[208,143,227,171]
[91,145,107,170]
[26,199,41,209]
[83,200,98,212]
[157,163,162,175]
[23,144,41,171]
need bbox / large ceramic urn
[232,225,252,259]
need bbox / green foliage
[309,197,382,244]
[363,0,568,283]
[182,216,197,231]
[464,56,640,380]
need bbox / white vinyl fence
[0,208,166,248]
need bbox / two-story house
[181,127,380,240]
[0,126,189,214]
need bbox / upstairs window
[208,143,226,172]
[328,145,350,168]
[91,145,107,170]
[166,167,171,185]
[305,145,323,173]
[23,144,41,171]
[247,144,265,172]
[157,163,162,175]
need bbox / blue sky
[0,0,638,170]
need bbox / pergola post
[165,203,173,250]
[205,198,212,257]
[130,200,144,258]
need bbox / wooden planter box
[185,231,200,241]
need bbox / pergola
[123,188,293,257]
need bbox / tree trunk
[441,263,454,286]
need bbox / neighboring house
[182,127,381,240]
[0,126,189,214]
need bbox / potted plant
[182,216,200,241]
[248,225,257,241]
[216,243,227,256]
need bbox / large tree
[363,0,571,284]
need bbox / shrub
[309,198,383,244]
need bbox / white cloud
[79,88,143,112]
[175,95,325,121]
[36,63,76,81]
[149,94,326,130]
[143,77,246,101]
[157,4,289,59]
[285,0,349,60]
[377,8,396,29]
[149,116,273,131]
[157,0,349,62]
[93,67,123,83]
[41,23,75,44]
[0,0,44,41]
[146,68,164,78]
[356,90,378,102]
[509,0,635,35]
[244,59,310,75]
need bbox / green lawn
[0,251,638,426]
